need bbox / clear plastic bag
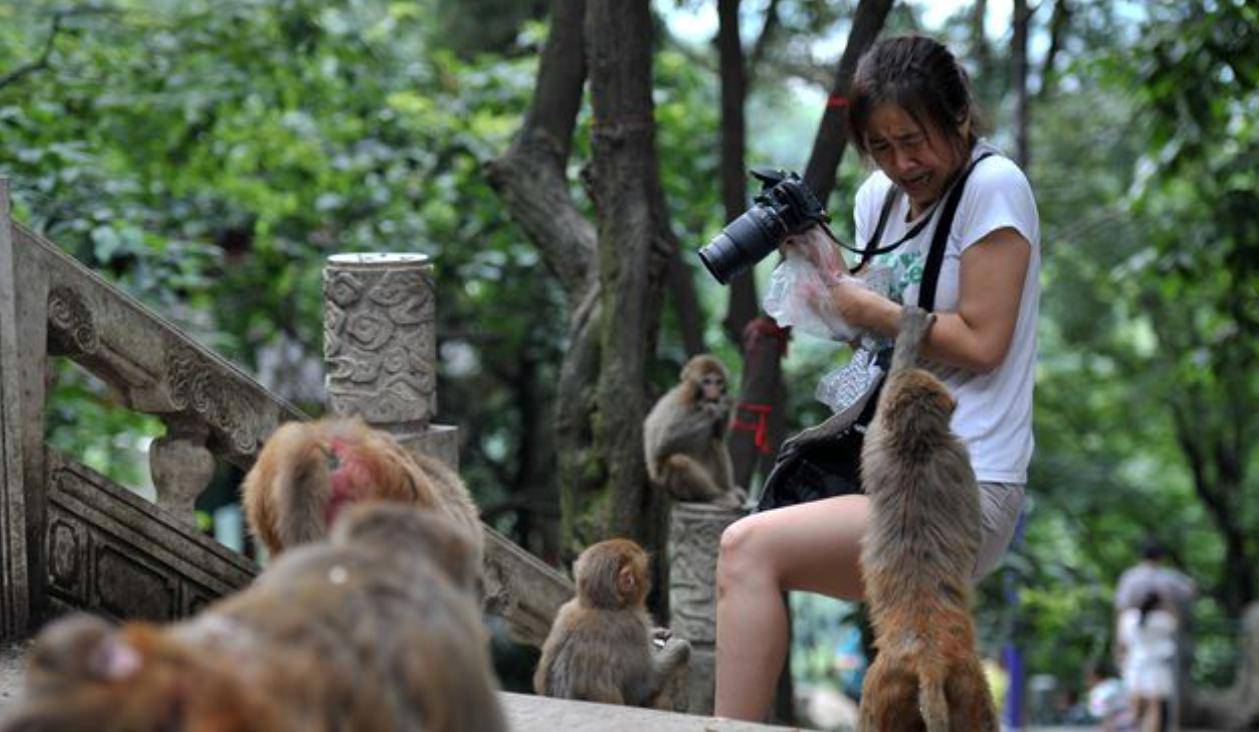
[761,226,897,414]
[763,227,892,344]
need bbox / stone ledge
[500,692,814,731]
[1,648,812,731]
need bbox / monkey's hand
[890,305,936,375]
[651,627,673,647]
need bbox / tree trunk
[585,0,667,545]
[1038,0,1072,100]
[802,0,895,205]
[970,0,990,81]
[486,0,598,559]
[1011,0,1032,169]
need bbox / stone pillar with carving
[668,501,748,715]
[322,253,457,465]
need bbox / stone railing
[0,179,572,647]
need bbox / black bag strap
[863,184,900,263]
[918,152,993,310]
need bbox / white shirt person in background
[1118,591,1179,732]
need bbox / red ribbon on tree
[742,315,791,357]
[731,402,774,455]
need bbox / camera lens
[697,206,785,284]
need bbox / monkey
[241,416,482,563]
[643,354,745,508]
[533,538,691,709]
[0,503,507,732]
[855,305,999,732]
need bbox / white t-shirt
[852,141,1040,483]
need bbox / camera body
[697,168,829,284]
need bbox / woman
[1118,592,1178,732]
[714,34,1040,720]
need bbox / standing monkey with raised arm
[856,306,999,732]
[643,355,744,508]
[241,416,483,563]
[534,539,691,708]
[0,504,507,732]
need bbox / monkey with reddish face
[643,355,745,508]
[534,539,691,708]
[242,416,482,563]
[0,503,506,732]
[856,306,999,732]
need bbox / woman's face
[864,103,969,214]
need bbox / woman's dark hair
[1138,591,1161,627]
[847,35,981,158]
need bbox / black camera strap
[848,152,995,309]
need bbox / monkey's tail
[918,669,950,732]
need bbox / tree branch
[485,0,596,305]
[802,0,895,205]
[0,12,67,90]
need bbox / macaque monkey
[856,306,999,732]
[242,416,482,562]
[534,539,691,708]
[0,504,506,732]
[643,355,745,508]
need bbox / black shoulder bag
[755,154,993,512]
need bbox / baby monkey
[0,504,506,732]
[534,539,691,708]
[857,306,999,732]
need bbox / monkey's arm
[653,410,721,459]
[647,636,691,699]
[889,305,936,376]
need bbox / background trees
[3,0,1257,716]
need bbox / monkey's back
[535,599,655,706]
[859,368,983,638]
[196,539,505,731]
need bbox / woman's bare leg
[713,495,870,720]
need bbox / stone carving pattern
[668,504,744,645]
[47,517,86,604]
[165,341,263,454]
[47,464,251,623]
[47,285,99,355]
[324,264,436,425]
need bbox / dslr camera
[697,168,829,284]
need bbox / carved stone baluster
[322,253,456,464]
[668,501,748,715]
[149,417,215,524]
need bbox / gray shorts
[972,481,1025,582]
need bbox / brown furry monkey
[241,416,482,562]
[0,503,506,732]
[856,306,999,732]
[534,539,691,708]
[643,355,744,508]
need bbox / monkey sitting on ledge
[0,504,507,732]
[857,305,999,732]
[242,416,483,563]
[643,354,746,509]
[534,538,691,709]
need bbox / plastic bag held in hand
[763,225,869,342]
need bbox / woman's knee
[717,516,776,595]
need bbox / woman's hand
[779,225,848,283]
[822,277,885,330]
